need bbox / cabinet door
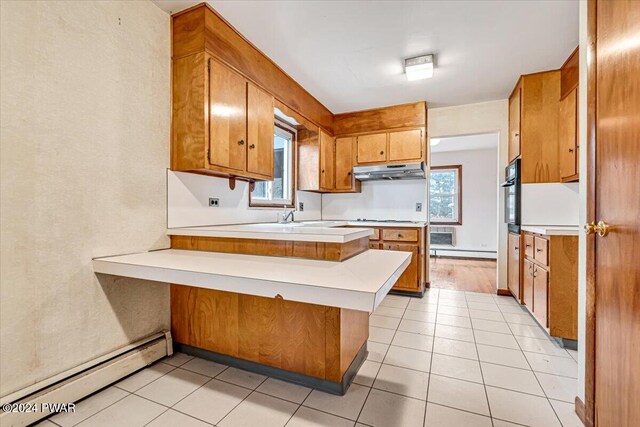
[356,133,387,164]
[208,58,247,171]
[246,82,274,177]
[384,243,419,290]
[389,129,422,161]
[319,131,335,190]
[559,87,578,178]
[523,258,534,308]
[509,86,521,162]
[507,233,521,302]
[335,137,354,190]
[532,265,549,327]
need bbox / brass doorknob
[595,220,610,237]
[585,221,610,237]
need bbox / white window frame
[429,165,462,225]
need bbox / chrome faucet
[279,206,295,224]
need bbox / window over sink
[249,121,295,207]
[429,165,462,225]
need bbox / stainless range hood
[353,161,426,181]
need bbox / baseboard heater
[430,248,497,259]
[0,331,172,427]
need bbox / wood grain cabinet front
[172,54,275,181]
[319,131,335,191]
[521,231,577,340]
[559,87,578,181]
[507,233,521,302]
[388,129,422,162]
[508,71,561,183]
[356,133,387,163]
[383,243,420,291]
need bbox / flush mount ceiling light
[404,54,434,81]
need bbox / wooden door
[356,133,387,164]
[389,129,422,161]
[335,137,354,190]
[319,131,335,190]
[507,233,521,301]
[559,87,578,178]
[384,243,419,290]
[532,265,548,328]
[208,58,247,171]
[508,85,521,161]
[246,82,274,178]
[590,1,640,425]
[523,258,534,308]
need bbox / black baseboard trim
[389,287,426,298]
[174,342,367,396]
[561,338,578,351]
[496,288,512,296]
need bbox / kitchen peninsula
[93,222,411,394]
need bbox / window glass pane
[429,167,460,223]
[251,125,294,206]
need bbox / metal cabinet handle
[380,151,384,155]
[249,144,255,149]
[238,139,245,145]
[569,148,574,153]
[536,248,543,252]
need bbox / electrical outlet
[416,202,423,212]
[209,198,220,207]
[298,202,304,211]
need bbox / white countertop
[167,220,426,242]
[93,248,411,312]
[343,221,428,228]
[167,222,372,243]
[521,225,580,236]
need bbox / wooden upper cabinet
[208,58,247,171]
[389,129,422,162]
[356,133,387,163]
[335,137,355,191]
[246,82,274,178]
[559,87,578,180]
[509,85,521,162]
[319,131,335,190]
[510,71,561,183]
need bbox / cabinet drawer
[524,234,534,258]
[534,237,549,266]
[368,242,381,250]
[369,229,380,241]
[382,229,418,242]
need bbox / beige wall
[0,1,170,396]
[428,100,509,289]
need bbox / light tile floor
[37,289,583,427]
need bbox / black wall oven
[501,159,521,233]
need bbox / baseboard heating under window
[430,248,497,260]
[0,331,172,427]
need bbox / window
[249,123,295,207]
[429,165,462,225]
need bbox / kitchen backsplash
[167,170,322,228]
[521,182,580,225]
[322,180,429,221]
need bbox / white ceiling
[154,0,578,113]
[430,133,498,153]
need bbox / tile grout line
[466,293,495,424]
[423,289,440,425]
[356,295,411,424]
[209,376,272,426]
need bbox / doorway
[428,133,499,293]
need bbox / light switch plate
[416,202,423,212]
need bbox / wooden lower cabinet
[171,286,368,383]
[383,243,419,291]
[507,233,521,301]
[521,231,578,340]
